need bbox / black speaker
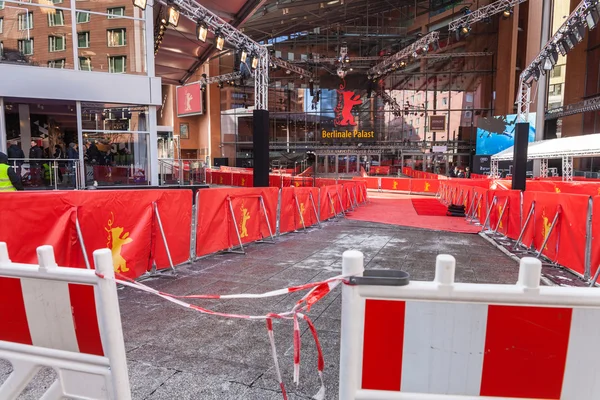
[512,122,529,191]
[253,109,270,187]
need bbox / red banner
[176,84,203,117]
[319,185,343,221]
[527,181,600,196]
[411,179,439,194]
[279,187,320,234]
[196,188,278,257]
[0,190,193,279]
[381,178,410,192]
[487,190,522,239]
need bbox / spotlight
[132,0,147,10]
[422,45,428,52]
[218,82,223,88]
[240,49,248,63]
[251,55,259,69]
[412,51,418,58]
[543,57,553,71]
[216,32,225,50]
[556,39,568,56]
[549,48,559,64]
[196,22,208,42]
[168,5,180,27]
[502,7,513,19]
[160,18,167,26]
[575,21,586,42]
[586,5,599,30]
[460,25,471,35]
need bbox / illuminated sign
[429,115,446,131]
[334,80,362,127]
[176,84,203,117]
[321,130,375,140]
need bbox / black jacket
[29,145,43,166]
[0,152,24,190]
[7,144,25,164]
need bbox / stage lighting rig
[448,0,527,33]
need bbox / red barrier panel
[341,182,359,210]
[196,187,279,257]
[370,166,390,175]
[486,190,522,239]
[319,185,344,221]
[279,187,321,234]
[206,169,212,184]
[381,178,410,192]
[212,171,233,186]
[527,181,600,196]
[0,190,193,279]
[315,178,338,187]
[592,196,600,280]
[269,174,283,188]
[353,177,378,189]
[522,192,589,275]
[411,179,439,194]
[473,187,489,225]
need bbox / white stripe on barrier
[21,279,79,352]
[401,302,487,395]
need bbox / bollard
[340,250,365,400]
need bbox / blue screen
[475,113,536,155]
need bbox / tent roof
[491,133,600,161]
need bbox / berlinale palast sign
[321,83,375,142]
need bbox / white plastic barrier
[0,243,131,400]
[339,251,600,400]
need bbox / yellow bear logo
[105,212,133,274]
[240,202,251,238]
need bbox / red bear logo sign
[334,80,362,127]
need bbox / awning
[491,133,600,161]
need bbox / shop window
[18,12,33,31]
[108,55,126,73]
[48,59,65,68]
[48,10,65,27]
[18,39,33,55]
[76,11,90,24]
[49,35,66,52]
[78,32,90,48]
[79,56,92,71]
[107,7,125,18]
[107,28,126,47]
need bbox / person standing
[0,152,24,191]
[464,167,471,179]
[29,140,43,186]
[53,144,64,183]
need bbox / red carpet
[348,197,480,234]
[411,198,448,216]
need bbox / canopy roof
[491,133,600,161]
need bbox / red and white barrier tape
[96,271,344,399]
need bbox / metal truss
[562,156,574,181]
[379,91,404,114]
[187,71,244,86]
[490,159,500,178]
[368,31,440,77]
[291,52,493,64]
[270,57,314,79]
[540,158,549,178]
[166,0,268,109]
[518,0,596,121]
[546,93,600,120]
[448,0,528,32]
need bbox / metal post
[540,158,549,178]
[562,155,573,181]
[481,196,497,232]
[337,191,346,216]
[327,192,338,219]
[466,193,477,222]
[227,198,245,254]
[293,194,307,232]
[309,192,322,228]
[590,266,600,287]
[584,197,593,280]
[153,202,175,272]
[275,188,282,236]
[536,209,561,258]
[190,190,199,261]
[352,187,359,207]
[259,195,276,243]
[514,202,535,250]
[493,197,510,234]
[75,209,91,269]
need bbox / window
[416,118,420,125]
[78,32,90,48]
[18,12,33,31]
[549,84,563,96]
[107,7,125,18]
[415,128,419,136]
[79,56,92,71]
[18,39,33,55]
[107,29,126,47]
[0,2,4,10]
[0,41,3,57]
[551,65,562,78]
[48,10,64,27]
[48,59,65,68]
[108,56,126,73]
[49,35,66,52]
[442,97,448,106]
[0,18,3,34]
[76,11,90,24]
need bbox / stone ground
[1,198,525,400]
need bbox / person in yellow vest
[0,152,24,191]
